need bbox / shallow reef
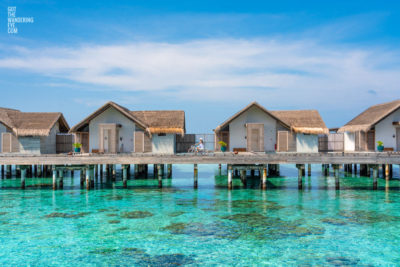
[168,211,185,217]
[339,210,400,224]
[120,211,154,219]
[44,212,91,219]
[326,256,360,266]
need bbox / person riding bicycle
[196,138,205,152]
[188,138,205,153]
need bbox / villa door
[246,123,264,152]
[103,129,111,153]
[397,128,400,151]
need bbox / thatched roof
[70,101,185,135]
[131,111,185,135]
[338,100,400,133]
[270,110,329,134]
[214,101,290,132]
[0,108,69,136]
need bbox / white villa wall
[40,122,59,154]
[19,137,41,154]
[89,107,136,153]
[344,132,355,151]
[152,134,176,154]
[229,106,277,152]
[296,134,318,152]
[375,108,400,151]
[0,123,7,152]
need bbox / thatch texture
[338,100,400,133]
[270,110,329,134]
[131,110,185,135]
[69,102,186,135]
[214,101,290,132]
[0,108,69,137]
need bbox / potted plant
[218,141,227,152]
[73,143,82,153]
[377,141,384,152]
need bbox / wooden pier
[0,152,399,190]
[0,152,399,165]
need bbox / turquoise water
[0,164,400,266]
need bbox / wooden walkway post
[58,169,63,189]
[218,164,222,176]
[112,164,116,181]
[167,164,172,178]
[262,166,267,190]
[52,167,57,190]
[194,164,198,189]
[240,169,247,187]
[157,164,162,188]
[372,165,378,190]
[100,164,103,178]
[6,165,11,178]
[228,165,233,190]
[1,165,3,179]
[80,169,85,186]
[37,165,42,177]
[333,164,340,190]
[385,164,390,180]
[86,167,90,190]
[122,165,128,188]
[308,164,311,177]
[21,166,26,189]
[297,164,303,190]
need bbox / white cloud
[0,38,399,110]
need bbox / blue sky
[1,0,400,132]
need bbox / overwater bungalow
[338,100,400,152]
[214,102,328,153]
[0,107,70,154]
[69,101,185,154]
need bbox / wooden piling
[297,164,303,190]
[52,168,57,190]
[262,166,267,190]
[100,164,103,178]
[354,164,357,175]
[58,169,63,189]
[1,165,3,179]
[112,164,116,181]
[80,169,85,186]
[240,169,247,187]
[167,164,172,178]
[21,167,26,189]
[194,164,198,189]
[157,164,162,188]
[228,165,233,190]
[6,165,11,178]
[218,164,222,176]
[308,164,311,177]
[123,165,128,188]
[333,165,340,190]
[372,165,378,190]
[385,164,390,180]
[86,168,90,190]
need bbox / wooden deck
[0,152,399,165]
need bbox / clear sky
[1,0,400,132]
